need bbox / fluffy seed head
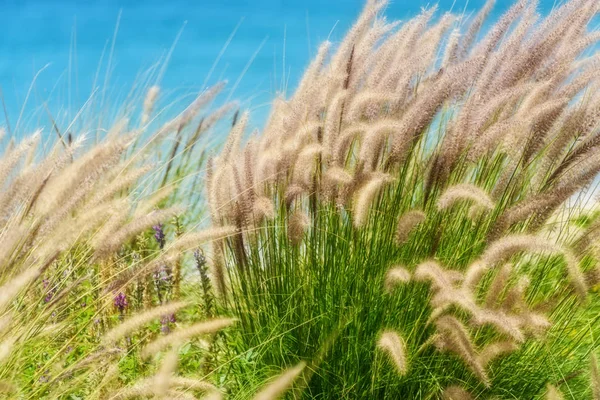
[253,362,306,400]
[377,330,409,376]
[395,210,425,245]
[384,266,411,292]
[437,183,495,212]
[353,174,394,227]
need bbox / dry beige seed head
[167,226,237,254]
[546,384,564,400]
[141,85,160,126]
[253,362,306,400]
[324,167,353,185]
[288,211,309,246]
[377,330,408,376]
[442,385,474,400]
[384,266,411,292]
[478,341,518,367]
[0,336,16,364]
[0,266,41,312]
[484,263,512,308]
[591,353,600,400]
[518,312,551,336]
[284,184,307,209]
[462,262,488,292]
[480,234,556,266]
[395,210,426,245]
[437,183,495,212]
[413,261,459,292]
[481,235,587,297]
[154,351,179,397]
[157,81,226,136]
[471,308,524,343]
[253,196,275,223]
[0,380,16,395]
[352,174,394,227]
[221,111,249,164]
[435,315,489,386]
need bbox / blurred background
[0,0,571,136]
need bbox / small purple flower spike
[114,292,128,312]
[153,223,166,249]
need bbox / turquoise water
[0,0,561,134]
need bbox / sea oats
[377,330,408,375]
[253,362,306,400]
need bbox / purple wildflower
[153,223,166,249]
[160,315,171,334]
[114,292,128,312]
[42,279,56,303]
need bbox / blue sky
[0,0,564,135]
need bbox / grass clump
[204,0,600,398]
